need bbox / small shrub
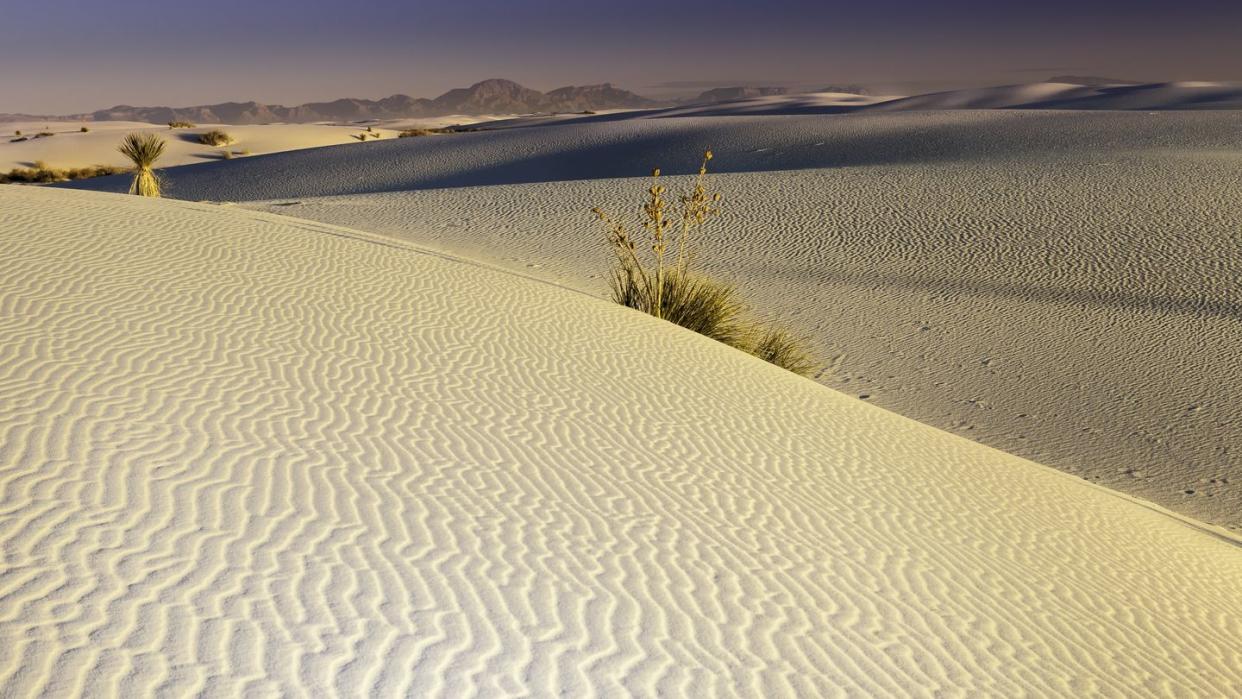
[198,129,234,146]
[14,130,20,136]
[118,132,166,197]
[750,327,819,376]
[352,133,368,141]
[0,163,125,184]
[80,126,90,132]
[9,137,27,143]
[592,151,819,376]
[168,120,196,128]
[397,127,455,138]
[36,132,54,138]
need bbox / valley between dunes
[3,186,1241,696]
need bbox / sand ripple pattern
[1,187,1240,697]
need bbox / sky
[3,0,1241,114]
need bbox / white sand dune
[867,81,1242,111]
[59,109,1242,199]
[59,110,1242,529]
[2,121,408,171]
[1,186,1240,696]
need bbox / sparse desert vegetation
[168,120,196,128]
[198,129,235,146]
[117,132,166,197]
[80,126,90,132]
[0,163,126,184]
[397,127,457,138]
[592,151,818,376]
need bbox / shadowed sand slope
[60,110,1242,201]
[1,187,1241,696]
[867,81,1242,111]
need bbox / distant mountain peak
[49,79,664,125]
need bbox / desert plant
[750,327,819,376]
[36,132,54,138]
[9,137,27,143]
[397,127,456,138]
[80,126,90,132]
[117,132,165,197]
[198,129,234,146]
[0,163,125,184]
[168,120,196,129]
[592,151,819,375]
[14,130,20,136]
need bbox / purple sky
[3,0,1241,113]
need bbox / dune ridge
[1,186,1240,696]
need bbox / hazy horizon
[4,0,1242,114]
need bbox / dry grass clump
[592,151,819,376]
[118,132,166,197]
[0,163,126,184]
[168,120,196,128]
[80,126,90,132]
[9,137,27,143]
[397,127,456,138]
[198,129,234,146]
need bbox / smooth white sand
[64,109,1242,529]
[868,81,1242,111]
[2,186,1240,696]
[1,120,503,171]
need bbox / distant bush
[397,127,456,138]
[591,151,820,376]
[35,132,54,138]
[13,130,20,136]
[117,132,166,197]
[168,120,196,128]
[0,163,126,184]
[80,126,90,132]
[9,137,27,143]
[198,129,234,146]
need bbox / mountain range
[2,80,666,125]
[4,79,875,124]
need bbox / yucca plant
[117,132,166,197]
[592,151,820,376]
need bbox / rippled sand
[3,186,1239,695]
